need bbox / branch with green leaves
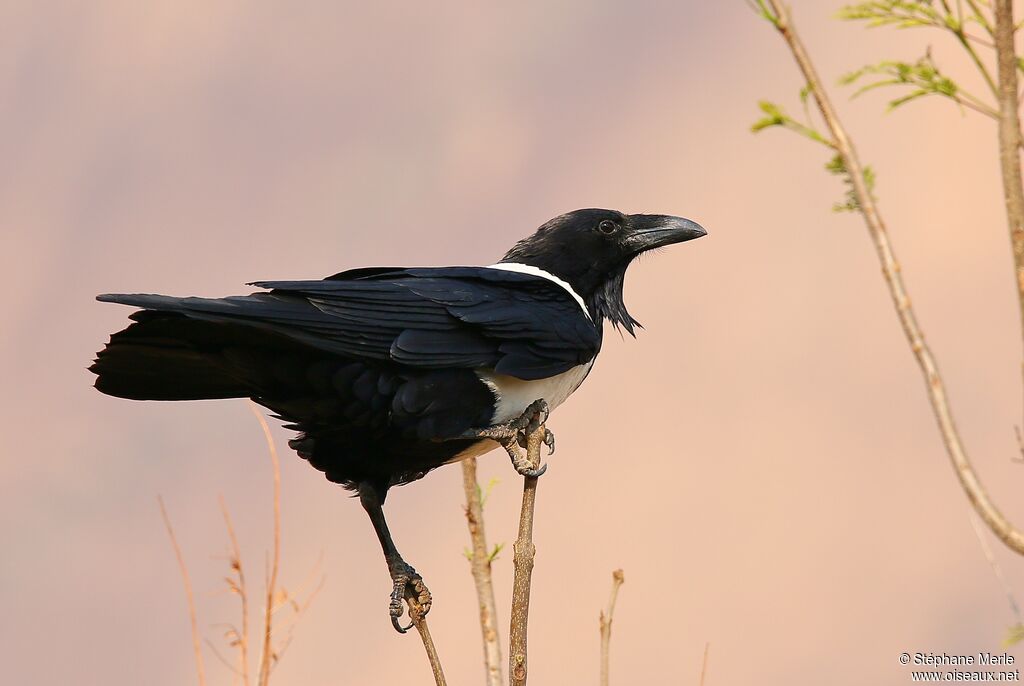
[841,51,998,117]
[833,0,1024,131]
[749,0,1024,647]
[751,100,876,212]
[840,0,1002,94]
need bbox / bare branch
[699,642,710,686]
[409,601,447,686]
[271,573,326,668]
[760,0,1024,554]
[462,458,504,686]
[508,420,547,686]
[158,496,208,686]
[598,569,625,686]
[247,402,281,686]
[993,1,1024,357]
[204,637,245,678]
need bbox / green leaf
[841,52,976,114]
[825,154,877,213]
[1004,624,1024,648]
[745,0,781,27]
[750,101,785,133]
[837,1,942,29]
[487,543,505,563]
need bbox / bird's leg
[458,398,555,478]
[358,481,432,634]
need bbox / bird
[90,208,706,632]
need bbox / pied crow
[90,208,706,632]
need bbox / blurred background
[3,1,1023,684]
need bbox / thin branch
[271,573,326,667]
[945,0,1000,94]
[219,496,251,686]
[248,403,281,686]
[204,637,245,678]
[966,0,996,35]
[410,609,447,686]
[761,0,1024,554]
[158,496,208,686]
[462,458,504,686]
[967,511,1023,625]
[508,419,547,686]
[993,1,1024,364]
[598,569,625,686]
[699,642,710,686]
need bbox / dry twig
[462,457,504,686]
[598,569,625,686]
[248,403,282,686]
[508,419,547,686]
[758,0,1024,554]
[219,495,251,686]
[699,642,710,686]
[158,496,208,686]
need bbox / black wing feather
[101,267,599,380]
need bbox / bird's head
[500,208,706,334]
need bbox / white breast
[477,360,595,425]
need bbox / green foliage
[836,0,999,118]
[745,0,781,27]
[825,154,876,213]
[1004,623,1024,648]
[750,100,834,148]
[750,101,786,132]
[837,0,992,34]
[478,477,499,508]
[463,542,505,563]
[751,98,876,213]
[837,1,942,29]
[840,53,964,112]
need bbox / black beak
[625,214,707,253]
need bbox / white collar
[486,262,591,320]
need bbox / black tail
[91,309,256,400]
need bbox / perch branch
[508,419,547,685]
[158,496,208,686]
[410,607,447,686]
[761,0,1024,554]
[462,457,504,686]
[598,569,625,686]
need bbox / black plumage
[91,208,706,631]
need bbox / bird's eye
[597,220,618,234]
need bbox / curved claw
[387,566,431,634]
[518,462,548,479]
[544,429,555,455]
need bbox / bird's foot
[461,399,553,477]
[387,560,432,634]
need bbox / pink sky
[3,2,1023,684]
